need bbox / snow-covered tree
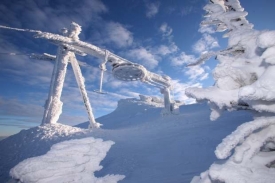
[186,0,275,182]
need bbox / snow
[0,98,253,183]
[10,137,125,183]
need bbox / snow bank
[10,137,125,183]
[0,124,90,182]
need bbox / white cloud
[199,26,215,34]
[126,47,158,69]
[200,72,209,81]
[159,22,173,37]
[104,22,133,48]
[185,65,209,81]
[170,79,202,104]
[193,34,219,53]
[171,52,197,66]
[153,43,178,56]
[145,2,160,18]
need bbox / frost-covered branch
[215,116,275,159]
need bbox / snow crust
[10,137,125,183]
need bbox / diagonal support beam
[70,54,102,128]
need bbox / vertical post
[42,23,80,125]
[98,50,108,93]
[99,69,104,93]
[161,87,172,115]
[41,46,70,125]
[70,54,101,128]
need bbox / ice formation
[10,137,125,183]
[187,0,275,182]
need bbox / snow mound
[76,96,166,129]
[0,124,90,183]
[10,137,125,183]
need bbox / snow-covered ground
[0,97,253,183]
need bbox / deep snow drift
[0,97,253,183]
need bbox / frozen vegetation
[186,0,275,182]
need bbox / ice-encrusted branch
[215,116,275,159]
[232,124,275,163]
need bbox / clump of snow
[0,124,90,182]
[186,0,275,182]
[10,137,125,183]
[139,94,164,105]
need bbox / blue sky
[1,0,275,136]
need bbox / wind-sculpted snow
[0,124,90,182]
[10,137,125,183]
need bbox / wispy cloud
[169,51,209,81]
[152,43,178,56]
[193,34,219,53]
[126,47,159,69]
[170,79,202,104]
[159,22,173,38]
[171,52,196,66]
[199,26,216,34]
[104,22,133,48]
[145,1,160,18]
[185,65,209,81]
